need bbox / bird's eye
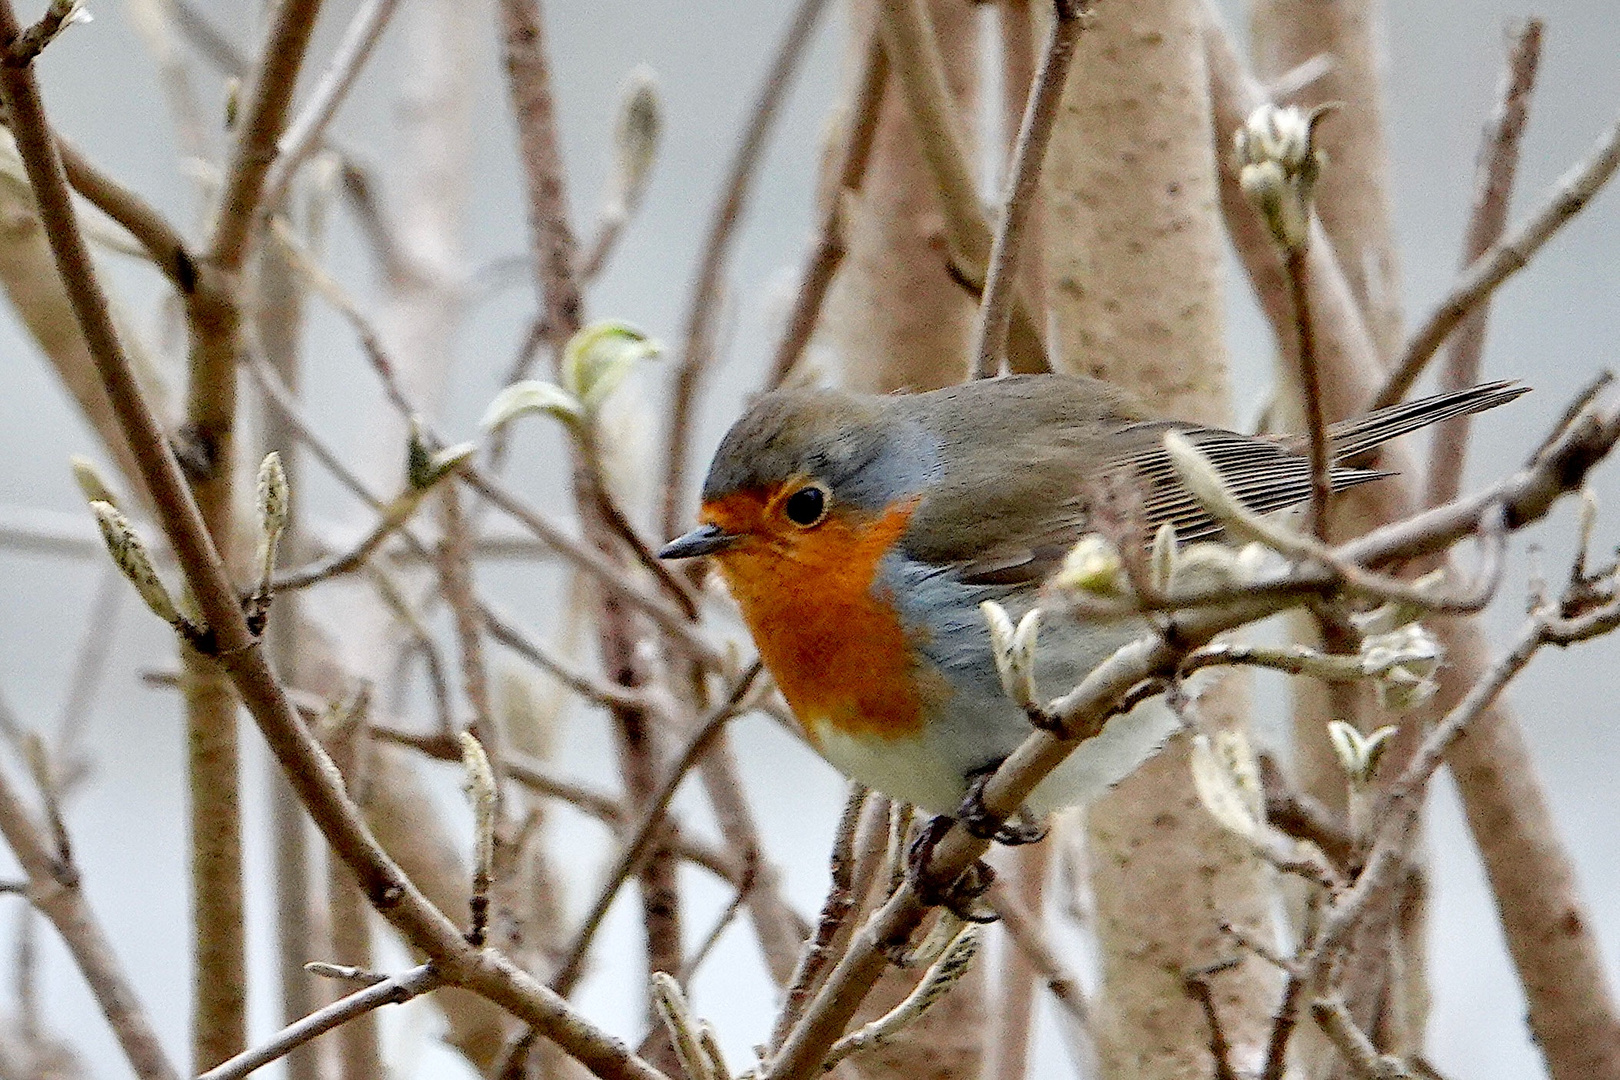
[782,485,828,527]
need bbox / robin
[660,373,1523,841]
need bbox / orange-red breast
[660,373,1523,820]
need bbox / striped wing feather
[902,379,1526,586]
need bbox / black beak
[658,523,737,559]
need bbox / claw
[904,815,999,925]
[957,767,1049,846]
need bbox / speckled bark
[1044,2,1278,1076]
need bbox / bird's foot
[905,815,998,925]
[957,766,1048,846]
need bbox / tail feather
[1322,381,1529,462]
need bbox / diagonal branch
[970,0,1089,378]
[1424,19,1543,508]
[766,24,887,389]
[207,0,326,272]
[549,663,765,997]
[198,964,441,1080]
[0,762,178,1080]
[1374,103,1620,409]
[0,7,670,1076]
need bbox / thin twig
[0,761,178,1080]
[480,600,650,710]
[1310,996,1409,1080]
[987,840,1047,1080]
[766,27,887,388]
[167,0,243,76]
[368,722,746,886]
[579,429,702,619]
[258,0,404,219]
[437,483,499,766]
[497,0,584,356]
[53,134,203,295]
[970,0,1089,378]
[1373,105,1620,409]
[1311,611,1554,973]
[1262,977,1309,1080]
[1203,4,1384,422]
[246,346,385,511]
[368,566,457,734]
[984,877,1096,1072]
[872,0,1048,373]
[465,469,719,661]
[51,564,122,775]
[550,663,765,997]
[206,0,324,271]
[1258,755,1356,873]
[123,0,212,166]
[695,734,809,985]
[320,689,387,1080]
[197,964,441,1080]
[663,0,833,537]
[8,1,82,65]
[769,783,868,1053]
[0,9,671,1072]
[271,486,435,590]
[676,851,758,981]
[1424,19,1543,509]
[1184,962,1243,1080]
[269,223,705,630]
[1284,247,1332,539]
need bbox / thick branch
[0,9,669,1076]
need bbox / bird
[659,373,1524,835]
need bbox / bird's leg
[904,814,998,925]
[957,764,1048,846]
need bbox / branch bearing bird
[660,373,1524,831]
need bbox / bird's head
[659,387,939,568]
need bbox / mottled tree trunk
[1044,1,1278,1075]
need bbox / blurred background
[0,0,1616,1076]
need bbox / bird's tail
[1322,380,1529,463]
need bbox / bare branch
[1425,19,1543,508]
[1374,105,1620,409]
[970,0,1089,378]
[197,964,441,1080]
[207,0,325,271]
[0,763,178,1080]
[663,0,833,537]
[769,783,868,1053]
[550,663,765,996]
[766,26,887,389]
[259,0,404,219]
[0,8,673,1072]
[872,0,1047,374]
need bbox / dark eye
[783,485,828,527]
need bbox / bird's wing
[894,376,1525,587]
[900,418,1383,586]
